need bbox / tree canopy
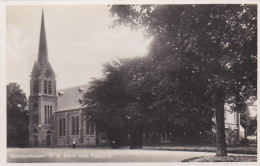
[84,4,256,155]
[110,4,256,156]
[7,83,28,147]
[110,4,256,101]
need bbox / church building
[28,11,100,147]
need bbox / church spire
[38,10,49,66]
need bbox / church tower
[29,11,57,147]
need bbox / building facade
[55,85,98,147]
[224,106,245,144]
[212,105,245,145]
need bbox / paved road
[7,148,216,163]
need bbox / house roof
[57,84,89,112]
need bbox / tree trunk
[215,87,227,156]
[235,91,240,143]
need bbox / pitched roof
[57,84,89,112]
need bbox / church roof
[57,84,89,112]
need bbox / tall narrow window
[44,80,47,94]
[90,123,94,135]
[33,103,38,111]
[72,117,75,135]
[86,120,90,135]
[45,106,47,124]
[50,106,52,124]
[47,106,50,124]
[34,80,38,94]
[59,119,62,136]
[76,116,79,135]
[63,118,66,136]
[32,115,39,125]
[86,120,94,135]
[48,81,52,94]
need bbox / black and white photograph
[2,1,258,164]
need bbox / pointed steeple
[38,10,49,66]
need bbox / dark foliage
[7,83,28,147]
[84,5,256,154]
[110,4,257,156]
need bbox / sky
[6,5,150,97]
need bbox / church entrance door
[46,131,51,147]
[33,135,38,147]
[33,129,39,147]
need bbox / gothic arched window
[90,123,94,135]
[76,116,79,135]
[63,118,66,136]
[45,106,47,124]
[72,117,75,135]
[86,120,94,135]
[59,119,62,136]
[34,80,38,94]
[33,128,38,134]
[50,106,52,124]
[47,106,50,124]
[44,80,47,94]
[33,103,38,111]
[86,120,90,135]
[48,81,52,94]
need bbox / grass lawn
[143,146,257,155]
[183,156,257,162]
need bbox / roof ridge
[57,83,89,92]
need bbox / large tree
[84,56,214,147]
[110,4,257,156]
[84,58,148,147]
[7,83,28,147]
